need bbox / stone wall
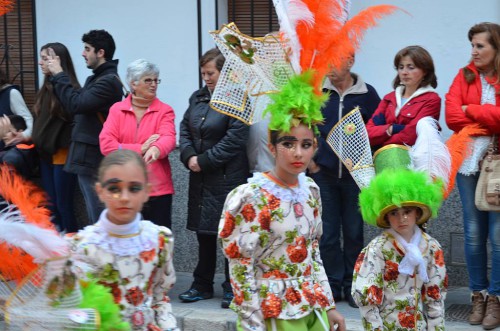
[75,148,478,288]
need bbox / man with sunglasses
[46,29,124,225]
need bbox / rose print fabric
[70,220,178,331]
[352,231,447,331]
[219,172,335,331]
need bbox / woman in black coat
[178,48,249,308]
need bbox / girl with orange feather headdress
[210,1,400,330]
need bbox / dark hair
[464,22,500,84]
[82,29,116,61]
[7,115,26,132]
[200,47,225,71]
[0,68,9,86]
[392,46,437,89]
[97,149,148,183]
[34,43,81,117]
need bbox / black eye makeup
[101,178,145,198]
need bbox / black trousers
[141,194,172,229]
[192,233,231,293]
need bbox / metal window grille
[228,0,279,37]
[0,0,38,107]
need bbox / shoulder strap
[95,74,130,125]
[94,73,129,97]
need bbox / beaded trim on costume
[249,172,310,204]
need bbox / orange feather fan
[0,165,55,282]
[0,0,14,16]
[296,0,399,93]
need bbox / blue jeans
[78,173,104,224]
[40,160,78,232]
[309,170,364,298]
[457,173,500,295]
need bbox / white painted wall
[36,1,499,140]
[36,0,205,138]
[350,0,500,138]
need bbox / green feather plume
[359,169,444,227]
[79,279,130,331]
[264,70,326,133]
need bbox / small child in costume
[0,164,127,330]
[69,149,178,331]
[0,114,37,178]
[352,164,448,330]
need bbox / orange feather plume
[0,166,55,282]
[296,1,399,93]
[0,0,14,16]
[444,124,490,198]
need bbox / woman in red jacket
[99,59,176,229]
[445,22,500,329]
[366,46,441,150]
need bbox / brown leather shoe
[470,291,487,325]
[482,295,500,330]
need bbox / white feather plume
[338,0,351,24]
[272,0,314,73]
[410,117,451,187]
[0,209,69,262]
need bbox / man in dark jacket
[47,29,123,224]
[308,55,381,308]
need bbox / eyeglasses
[143,78,161,85]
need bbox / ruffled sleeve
[152,226,179,330]
[219,183,265,331]
[422,237,447,330]
[352,236,386,331]
[309,183,335,311]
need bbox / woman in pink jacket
[445,22,500,329]
[99,59,176,228]
[366,46,441,150]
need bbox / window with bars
[227,0,279,37]
[0,0,37,108]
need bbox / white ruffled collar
[249,172,310,204]
[78,210,159,256]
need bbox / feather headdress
[295,0,399,93]
[210,1,399,131]
[0,166,57,281]
[359,116,451,227]
[410,117,451,188]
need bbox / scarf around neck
[131,93,155,109]
[388,225,429,283]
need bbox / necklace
[107,228,142,238]
[265,171,298,188]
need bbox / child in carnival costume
[0,165,128,330]
[211,2,398,330]
[352,127,450,330]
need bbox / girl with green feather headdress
[214,17,348,331]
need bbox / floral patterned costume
[219,172,335,331]
[70,212,178,331]
[352,230,447,331]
